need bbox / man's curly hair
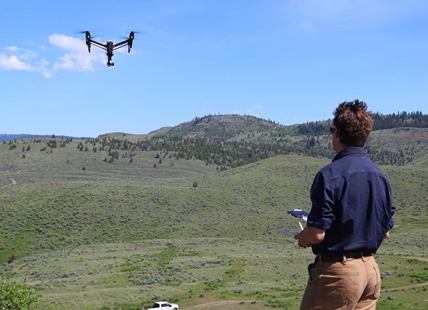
[333,99,373,147]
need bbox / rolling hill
[1,113,428,309]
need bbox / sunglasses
[330,127,335,134]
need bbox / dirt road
[1,178,16,188]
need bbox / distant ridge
[0,134,93,143]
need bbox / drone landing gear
[107,62,115,67]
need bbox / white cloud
[0,46,54,77]
[232,106,261,117]
[0,34,106,78]
[247,105,262,117]
[49,34,105,72]
[36,59,53,78]
[5,46,19,52]
[0,46,41,72]
[0,54,33,71]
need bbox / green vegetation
[0,113,428,309]
[0,280,43,310]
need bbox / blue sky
[1,0,428,137]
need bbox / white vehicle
[143,301,179,310]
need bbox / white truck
[143,301,179,310]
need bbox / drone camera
[107,62,115,67]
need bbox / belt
[316,251,373,263]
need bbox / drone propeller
[76,30,92,35]
[76,30,102,38]
[119,31,145,39]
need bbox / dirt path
[184,297,297,310]
[185,299,257,310]
[407,256,428,262]
[383,281,428,292]
[383,256,428,292]
[1,178,16,188]
[231,259,244,281]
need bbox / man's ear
[334,128,340,139]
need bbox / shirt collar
[332,147,365,162]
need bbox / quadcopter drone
[83,31,135,67]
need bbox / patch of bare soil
[406,256,428,263]
[183,297,299,310]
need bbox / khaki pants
[300,255,381,310]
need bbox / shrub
[0,280,42,309]
[7,254,16,264]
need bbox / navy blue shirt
[307,147,395,255]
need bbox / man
[294,100,395,309]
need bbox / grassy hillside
[0,137,323,263]
[0,115,428,310]
[1,123,428,309]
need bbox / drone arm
[89,40,107,51]
[113,40,130,52]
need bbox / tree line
[296,111,428,135]
[6,111,427,167]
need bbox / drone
[83,31,135,67]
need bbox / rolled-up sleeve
[307,171,335,230]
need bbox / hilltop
[94,112,428,167]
